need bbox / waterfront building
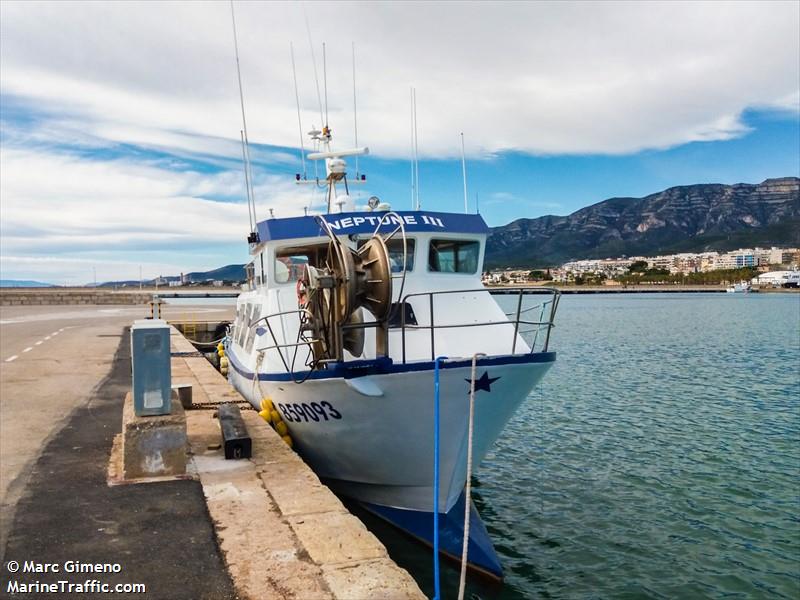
[752,270,800,287]
[488,247,798,283]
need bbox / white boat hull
[227,349,555,513]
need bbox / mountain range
[485,177,799,267]
[128,177,800,280]
[0,280,54,288]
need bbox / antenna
[412,88,420,210]
[290,42,307,180]
[243,128,258,224]
[302,5,325,130]
[352,42,359,178]
[240,130,254,229]
[476,191,480,214]
[410,87,415,209]
[460,132,468,214]
[323,42,329,129]
[230,0,257,232]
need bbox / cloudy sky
[1,0,798,284]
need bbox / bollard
[171,383,193,409]
[218,404,252,459]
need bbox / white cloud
[0,147,316,282]
[1,1,798,281]
[486,191,561,211]
[0,254,186,286]
[1,1,797,158]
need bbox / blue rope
[433,356,447,600]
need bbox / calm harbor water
[359,293,799,599]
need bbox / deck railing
[251,309,319,376]
[399,287,561,363]
[241,288,560,373]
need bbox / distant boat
[726,281,751,293]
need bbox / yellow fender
[258,409,271,423]
[275,421,288,436]
[281,435,293,448]
[260,398,274,413]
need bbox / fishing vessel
[222,28,560,579]
[726,281,751,293]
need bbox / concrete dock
[0,300,424,599]
[169,326,424,599]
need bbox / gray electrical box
[131,319,171,416]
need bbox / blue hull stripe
[225,347,556,382]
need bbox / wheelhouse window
[245,262,255,287]
[358,238,415,273]
[274,244,328,284]
[428,239,480,274]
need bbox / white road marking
[22,347,32,353]
[51,331,59,336]
[5,355,18,362]
[35,341,43,346]
[44,336,51,340]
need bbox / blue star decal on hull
[465,371,501,394]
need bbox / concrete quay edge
[170,326,426,600]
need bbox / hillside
[185,264,246,282]
[0,280,55,288]
[485,177,800,268]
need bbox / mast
[460,132,468,214]
[229,0,258,239]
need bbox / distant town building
[483,246,798,285]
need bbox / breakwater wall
[0,288,151,305]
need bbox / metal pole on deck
[461,133,468,214]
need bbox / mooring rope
[186,336,226,347]
[458,352,486,600]
[251,350,266,401]
[432,356,448,600]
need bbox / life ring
[296,277,308,307]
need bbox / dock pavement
[0,302,424,599]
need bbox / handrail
[400,287,560,362]
[401,319,553,331]
[240,287,559,373]
[250,309,319,376]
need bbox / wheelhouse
[231,209,558,375]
